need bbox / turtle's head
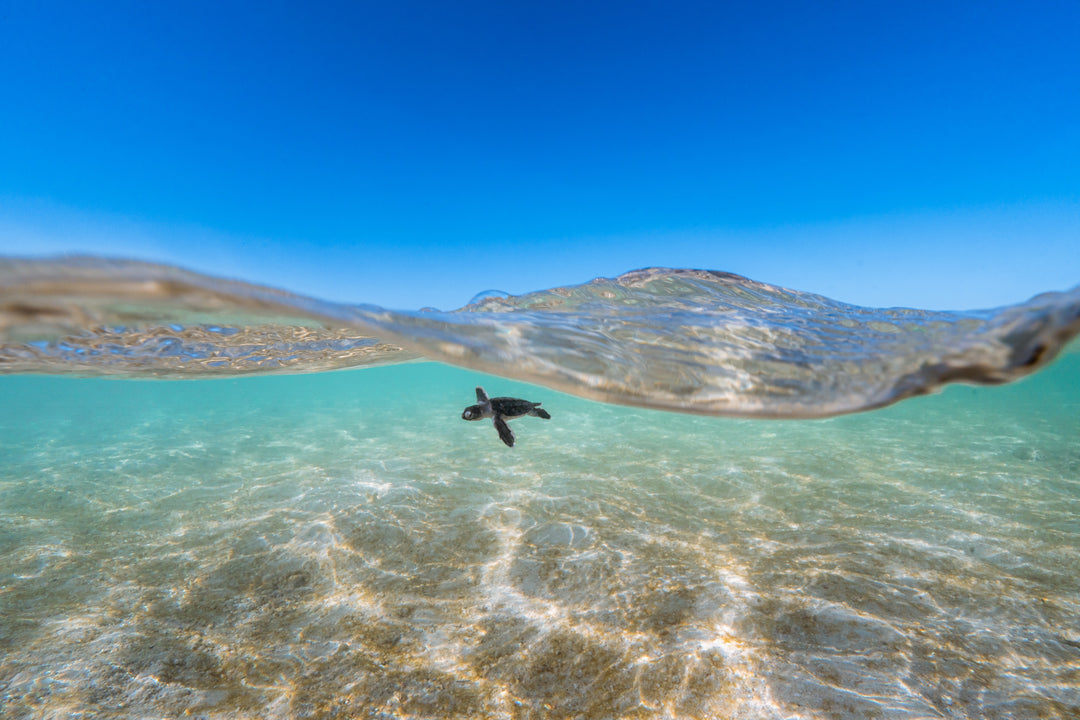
[461,404,483,421]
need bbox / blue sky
[1,1,1077,311]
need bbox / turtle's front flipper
[476,387,490,404]
[493,415,515,447]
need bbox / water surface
[1,258,1078,718]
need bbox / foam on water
[1,256,1079,718]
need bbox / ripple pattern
[1,361,1078,718]
[2,257,1079,416]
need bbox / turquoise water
[2,259,1079,718]
[2,350,1078,719]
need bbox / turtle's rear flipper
[493,416,515,447]
[533,408,551,420]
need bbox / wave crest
[2,257,1077,417]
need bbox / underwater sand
[2,351,1078,719]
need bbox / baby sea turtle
[461,386,551,447]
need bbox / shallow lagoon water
[2,259,1079,718]
[2,350,1078,719]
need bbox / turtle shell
[490,397,539,419]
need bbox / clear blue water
[1,260,1079,718]
[2,352,1078,719]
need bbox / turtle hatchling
[461,386,551,447]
